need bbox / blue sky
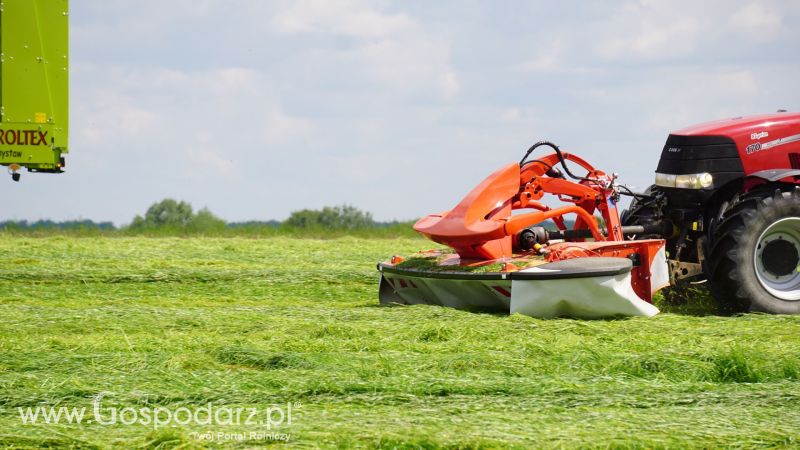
[5,0,800,224]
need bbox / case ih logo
[751,131,769,140]
[0,129,49,146]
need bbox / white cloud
[261,108,314,145]
[269,0,460,100]
[340,36,460,99]
[272,0,415,38]
[516,40,563,73]
[188,149,235,177]
[78,94,158,147]
[72,64,314,181]
[587,0,794,63]
[594,1,704,61]
[516,39,602,75]
[441,71,461,99]
[567,68,762,134]
[729,2,784,41]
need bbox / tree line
[1,199,414,235]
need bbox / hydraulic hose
[519,141,585,180]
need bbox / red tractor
[623,111,800,313]
[379,111,800,317]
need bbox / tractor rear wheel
[707,187,800,313]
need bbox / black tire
[707,187,800,313]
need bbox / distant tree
[142,199,193,227]
[128,199,225,232]
[285,205,374,229]
[188,207,226,233]
[0,219,115,231]
[283,209,319,229]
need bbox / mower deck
[378,243,667,319]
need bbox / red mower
[379,111,800,317]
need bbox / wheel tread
[707,186,800,313]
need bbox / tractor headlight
[655,172,713,189]
[655,173,676,188]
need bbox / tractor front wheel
[707,188,800,313]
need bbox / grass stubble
[0,235,798,448]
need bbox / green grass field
[1,236,799,449]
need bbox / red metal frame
[413,152,625,260]
[543,240,664,302]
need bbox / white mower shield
[379,253,667,319]
[510,261,660,319]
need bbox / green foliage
[0,202,418,237]
[285,204,374,229]
[0,219,115,232]
[142,199,194,227]
[0,236,799,447]
[187,207,227,233]
[128,199,192,229]
[127,199,227,234]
